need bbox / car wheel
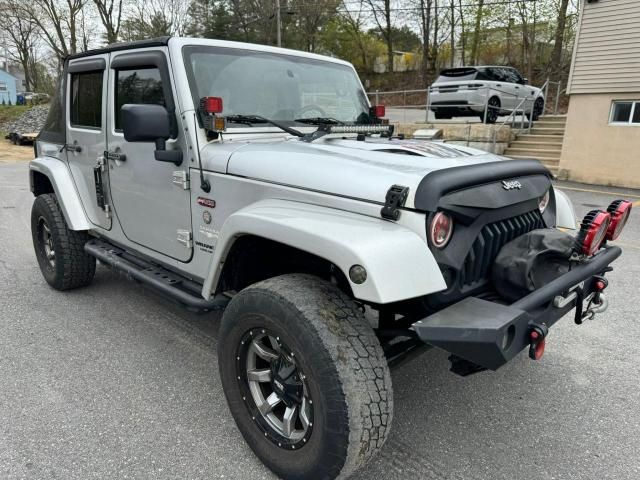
[481,97,500,124]
[218,274,393,480]
[527,98,545,122]
[31,194,96,290]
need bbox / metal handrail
[492,96,534,152]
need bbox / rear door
[106,48,193,262]
[66,55,111,230]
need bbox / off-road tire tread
[32,194,95,290]
[229,274,393,479]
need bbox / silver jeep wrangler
[30,37,629,479]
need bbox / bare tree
[93,0,123,44]
[416,0,433,85]
[457,0,466,65]
[469,0,484,65]
[365,0,393,73]
[1,0,38,90]
[23,0,86,61]
[549,0,570,81]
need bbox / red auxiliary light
[201,96,223,114]
[371,105,386,118]
[575,210,611,256]
[606,200,633,241]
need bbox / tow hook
[528,323,549,361]
[576,276,609,323]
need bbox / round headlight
[430,212,454,248]
[538,190,550,213]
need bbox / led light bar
[326,125,393,135]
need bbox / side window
[486,68,504,82]
[510,69,524,84]
[503,68,520,84]
[70,71,103,129]
[114,67,165,130]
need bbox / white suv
[429,66,545,123]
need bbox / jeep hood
[222,137,504,209]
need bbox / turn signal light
[429,212,454,248]
[201,96,223,114]
[606,200,632,241]
[575,210,611,256]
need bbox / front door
[106,48,193,262]
[66,55,111,229]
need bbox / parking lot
[1,158,639,480]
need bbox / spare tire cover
[492,228,575,303]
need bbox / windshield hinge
[172,170,190,190]
[381,185,409,221]
[177,229,193,249]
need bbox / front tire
[31,194,96,290]
[218,274,393,479]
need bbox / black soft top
[66,37,171,61]
[39,37,172,144]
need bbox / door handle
[60,143,82,153]
[104,150,126,162]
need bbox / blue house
[0,68,18,105]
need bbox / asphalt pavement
[1,159,639,480]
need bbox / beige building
[559,0,640,188]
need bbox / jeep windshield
[183,46,372,127]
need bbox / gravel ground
[1,160,639,480]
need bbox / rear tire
[31,194,96,290]
[481,96,500,124]
[218,274,393,480]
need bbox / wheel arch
[201,199,446,304]
[30,157,91,231]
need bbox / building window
[0,82,7,91]
[70,71,103,129]
[610,101,640,125]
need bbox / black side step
[85,239,229,311]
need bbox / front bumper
[412,246,622,371]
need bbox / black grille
[460,210,545,287]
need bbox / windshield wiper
[294,117,344,125]
[225,114,304,137]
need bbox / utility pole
[276,0,282,47]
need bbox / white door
[106,49,193,262]
[66,55,111,230]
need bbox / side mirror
[121,104,182,165]
[521,77,528,85]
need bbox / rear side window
[70,71,103,129]
[115,68,165,130]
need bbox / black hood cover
[415,159,552,212]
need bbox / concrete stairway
[504,115,567,175]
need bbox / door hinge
[381,185,409,220]
[176,229,193,249]
[172,170,190,190]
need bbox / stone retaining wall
[395,123,513,155]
